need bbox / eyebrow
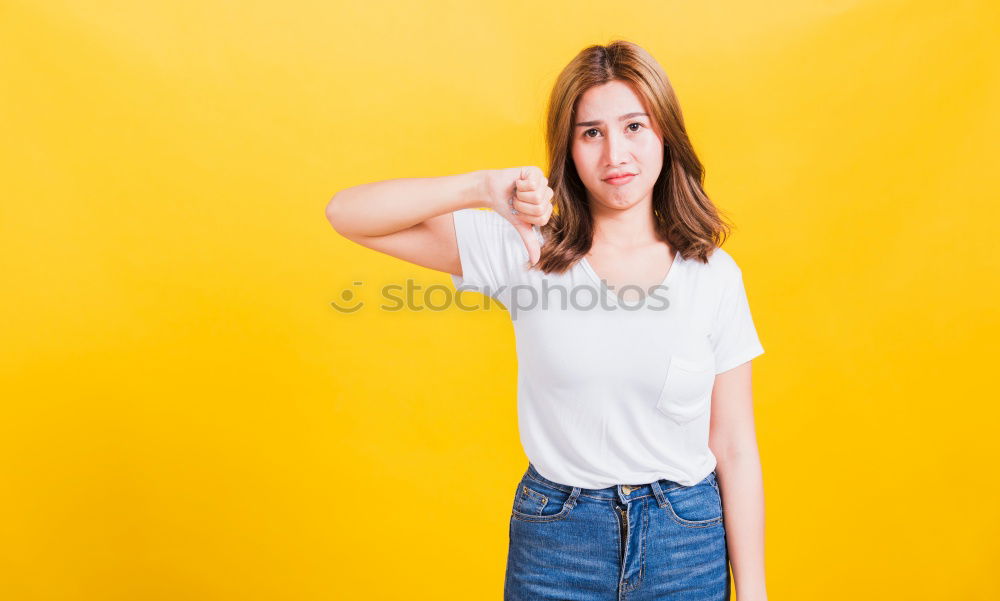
[574,112,649,127]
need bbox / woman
[326,40,768,601]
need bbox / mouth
[603,174,636,185]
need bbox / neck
[589,200,660,250]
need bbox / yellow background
[2,1,998,599]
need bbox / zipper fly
[616,503,628,559]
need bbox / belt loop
[650,480,668,508]
[567,486,582,508]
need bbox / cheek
[571,145,597,180]
[640,134,663,156]
[639,138,664,171]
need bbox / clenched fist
[479,166,554,266]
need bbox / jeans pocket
[511,475,578,523]
[661,474,723,528]
[655,354,715,424]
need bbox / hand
[480,166,554,265]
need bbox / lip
[604,174,635,185]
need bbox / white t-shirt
[449,208,765,488]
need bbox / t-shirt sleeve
[709,265,765,374]
[449,208,527,305]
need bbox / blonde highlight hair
[534,40,733,273]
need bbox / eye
[582,123,645,139]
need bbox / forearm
[325,170,486,238]
[716,447,768,601]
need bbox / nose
[604,130,628,166]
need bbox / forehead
[575,80,647,119]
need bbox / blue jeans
[504,463,730,600]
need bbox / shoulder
[455,208,543,246]
[454,208,511,239]
[454,208,514,233]
[705,246,741,272]
[453,208,534,260]
[688,245,743,287]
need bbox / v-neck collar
[579,248,682,306]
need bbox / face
[570,80,664,213]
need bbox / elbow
[714,441,760,465]
[325,193,345,234]
[325,192,364,242]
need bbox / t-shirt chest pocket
[656,355,716,423]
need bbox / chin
[594,196,637,211]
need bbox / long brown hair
[534,40,733,273]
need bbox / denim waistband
[526,462,715,504]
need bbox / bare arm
[708,361,768,601]
[324,171,486,276]
[324,167,554,275]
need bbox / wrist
[460,170,490,209]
